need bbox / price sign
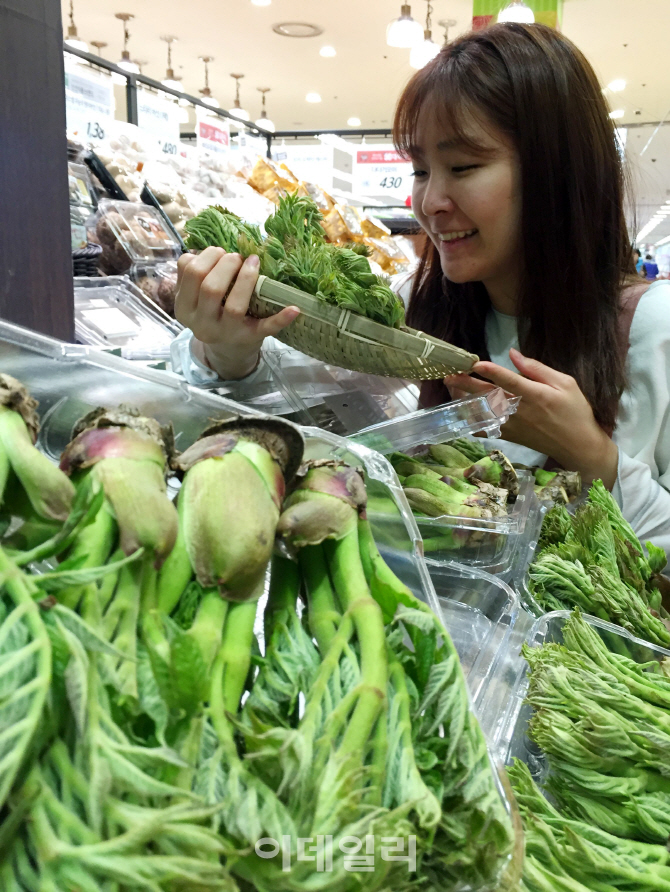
[354,147,413,202]
[65,69,115,143]
[137,89,181,156]
[196,119,230,155]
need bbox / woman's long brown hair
[394,23,635,431]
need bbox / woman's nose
[421,180,456,217]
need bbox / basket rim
[252,275,478,372]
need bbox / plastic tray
[74,276,183,361]
[425,562,520,704]
[480,609,670,770]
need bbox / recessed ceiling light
[609,109,625,119]
[607,78,626,92]
[347,117,361,126]
[273,22,323,38]
[320,45,336,57]
[306,92,322,103]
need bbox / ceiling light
[251,0,271,5]
[306,92,322,103]
[609,109,625,119]
[161,36,183,91]
[115,14,140,73]
[320,45,337,57]
[273,22,323,38]
[90,40,107,57]
[409,3,441,69]
[229,73,250,121]
[387,4,424,48]
[199,56,219,108]
[607,78,626,92]
[65,0,88,52]
[255,87,275,132]
[497,2,535,24]
[347,117,361,126]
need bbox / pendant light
[115,13,140,74]
[229,74,251,121]
[255,88,275,132]
[199,56,220,108]
[161,36,183,91]
[387,4,423,48]
[497,1,535,24]
[65,0,88,52]
[91,41,108,58]
[409,2,441,69]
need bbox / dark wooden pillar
[0,0,74,341]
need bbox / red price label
[198,121,230,146]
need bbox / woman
[173,23,670,555]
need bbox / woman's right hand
[175,247,300,380]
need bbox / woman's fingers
[193,252,244,330]
[256,306,301,339]
[175,247,225,321]
[222,255,260,320]
[508,348,573,388]
[443,374,493,396]
[472,360,543,399]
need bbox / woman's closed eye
[410,169,427,178]
[451,164,480,174]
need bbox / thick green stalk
[0,441,11,506]
[264,553,300,645]
[221,600,259,715]
[187,590,228,672]
[323,526,387,757]
[157,517,193,615]
[139,553,169,664]
[300,545,341,653]
[59,502,117,610]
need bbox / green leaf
[35,548,144,592]
[45,605,128,660]
[136,644,168,745]
[58,618,90,737]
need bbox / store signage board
[276,145,335,188]
[353,146,413,203]
[137,89,181,157]
[196,118,231,155]
[65,66,115,143]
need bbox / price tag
[136,89,181,156]
[65,69,115,143]
[354,147,413,202]
[196,119,231,155]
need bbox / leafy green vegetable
[184,194,406,329]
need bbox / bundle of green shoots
[508,608,670,891]
[528,480,669,646]
[183,193,406,328]
[0,379,514,891]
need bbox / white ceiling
[64,0,670,239]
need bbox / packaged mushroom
[88,199,181,276]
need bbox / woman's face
[410,105,522,302]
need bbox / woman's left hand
[444,347,619,488]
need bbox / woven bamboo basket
[250,275,477,380]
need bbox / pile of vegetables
[183,193,406,329]
[528,480,669,646]
[0,376,515,891]
[509,608,670,891]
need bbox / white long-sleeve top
[484,281,670,556]
[171,279,670,555]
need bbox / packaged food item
[360,213,392,239]
[88,199,181,276]
[321,205,349,242]
[248,157,298,195]
[131,260,179,317]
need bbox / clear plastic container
[0,317,519,889]
[414,471,541,579]
[481,609,670,772]
[131,261,179,317]
[73,275,182,361]
[89,199,181,276]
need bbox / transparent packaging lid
[74,275,182,360]
[265,349,520,449]
[353,388,521,453]
[68,162,96,209]
[91,199,181,264]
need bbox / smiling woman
[393,23,670,560]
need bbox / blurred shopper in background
[643,253,659,280]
